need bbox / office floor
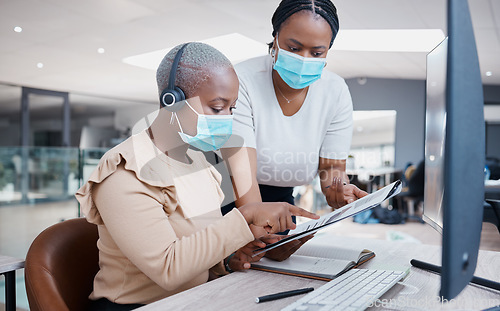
[0,200,79,311]
[0,200,499,311]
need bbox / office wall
[114,104,158,133]
[346,79,500,169]
[484,85,500,104]
[0,124,20,146]
[345,78,426,169]
[484,85,500,159]
[486,123,500,159]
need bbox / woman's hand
[238,202,319,235]
[227,236,281,271]
[325,177,368,210]
[228,234,315,270]
[263,234,314,261]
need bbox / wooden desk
[486,181,500,200]
[0,255,24,311]
[137,235,500,311]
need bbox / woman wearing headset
[222,0,367,261]
[76,42,318,310]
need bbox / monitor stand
[411,199,500,300]
[410,259,500,293]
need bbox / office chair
[396,162,424,222]
[25,217,99,311]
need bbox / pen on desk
[255,287,314,303]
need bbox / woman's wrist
[237,204,253,225]
[224,253,236,273]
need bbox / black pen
[255,287,314,303]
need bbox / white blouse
[225,55,353,187]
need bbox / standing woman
[222,0,367,259]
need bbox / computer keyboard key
[308,297,322,304]
[350,299,366,308]
[281,269,409,311]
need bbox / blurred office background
[0,0,499,309]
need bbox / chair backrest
[407,160,425,197]
[404,165,416,182]
[25,217,99,311]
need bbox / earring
[271,49,276,57]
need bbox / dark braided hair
[269,0,339,49]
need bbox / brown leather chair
[25,217,99,311]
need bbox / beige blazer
[76,130,253,304]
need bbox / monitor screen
[422,0,485,300]
[423,38,447,234]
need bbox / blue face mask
[175,100,233,152]
[273,38,327,89]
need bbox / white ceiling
[0,0,499,107]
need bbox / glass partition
[0,147,80,205]
[80,148,109,185]
[0,83,154,310]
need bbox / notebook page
[295,243,363,262]
[253,256,351,278]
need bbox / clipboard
[252,180,402,257]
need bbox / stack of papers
[252,180,402,256]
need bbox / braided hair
[270,0,339,49]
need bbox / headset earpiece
[160,86,185,112]
[159,43,190,112]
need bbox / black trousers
[221,184,295,234]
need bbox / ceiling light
[37,63,44,69]
[14,26,23,33]
[486,71,493,77]
[356,77,367,85]
[97,48,105,54]
[333,29,446,52]
[122,33,268,70]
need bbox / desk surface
[137,235,500,311]
[486,180,500,191]
[0,255,24,274]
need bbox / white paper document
[252,180,402,257]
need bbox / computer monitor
[422,0,486,300]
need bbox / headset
[159,43,190,112]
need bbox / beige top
[75,130,254,304]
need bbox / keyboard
[281,269,408,311]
